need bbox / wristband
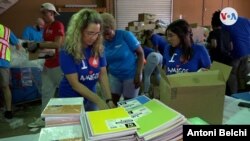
[105,99,112,103]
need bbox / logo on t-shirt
[89,57,99,68]
[115,44,122,48]
[81,60,88,70]
[169,53,177,63]
[220,7,238,26]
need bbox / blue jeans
[143,52,163,93]
[108,74,140,99]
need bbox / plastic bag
[10,45,44,71]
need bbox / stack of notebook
[39,124,83,141]
[81,107,139,141]
[117,95,151,111]
[41,97,84,127]
[118,96,187,141]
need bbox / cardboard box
[138,13,156,24]
[153,28,166,35]
[143,24,156,30]
[158,62,232,124]
[29,49,55,60]
[126,26,144,33]
[128,21,145,27]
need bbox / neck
[47,18,55,25]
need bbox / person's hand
[96,98,109,110]
[134,73,142,89]
[22,42,39,53]
[107,101,116,108]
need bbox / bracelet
[105,99,112,103]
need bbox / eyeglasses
[84,31,101,38]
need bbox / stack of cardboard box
[126,13,167,44]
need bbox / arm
[153,45,159,52]
[124,31,145,88]
[22,27,30,40]
[39,35,64,49]
[134,46,144,88]
[199,45,211,69]
[98,67,116,108]
[9,31,23,50]
[65,73,109,110]
[211,39,217,48]
[229,41,233,51]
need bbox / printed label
[106,117,137,130]
[118,100,142,110]
[128,106,151,120]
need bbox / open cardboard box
[157,61,232,124]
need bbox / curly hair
[64,9,103,62]
[166,19,193,63]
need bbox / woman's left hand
[134,73,142,89]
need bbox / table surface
[223,96,250,124]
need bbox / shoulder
[24,26,33,30]
[192,44,206,52]
[117,29,130,36]
[60,48,72,57]
[53,21,64,28]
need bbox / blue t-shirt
[223,17,250,59]
[150,34,169,55]
[22,26,43,42]
[164,44,211,74]
[143,46,154,58]
[59,47,107,102]
[0,32,19,68]
[104,30,140,80]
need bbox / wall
[173,0,250,26]
[1,0,249,36]
[0,0,97,37]
[230,0,250,18]
[172,0,203,25]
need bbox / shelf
[57,7,107,13]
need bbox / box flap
[167,70,225,87]
[210,61,232,82]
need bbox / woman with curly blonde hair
[59,9,115,111]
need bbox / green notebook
[132,99,183,137]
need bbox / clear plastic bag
[10,45,45,71]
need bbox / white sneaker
[28,117,45,128]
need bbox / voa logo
[220,7,238,26]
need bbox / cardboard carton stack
[126,13,167,44]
